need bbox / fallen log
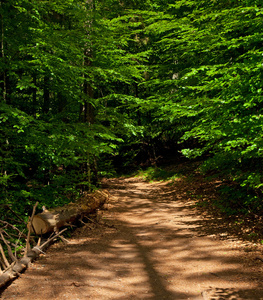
[0,190,108,288]
[29,190,108,235]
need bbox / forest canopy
[1,0,263,219]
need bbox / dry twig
[0,220,27,239]
[3,205,26,224]
[38,228,67,250]
[0,232,17,263]
[0,243,9,269]
[25,202,38,255]
[14,229,25,258]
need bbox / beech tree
[0,0,151,217]
[143,1,263,213]
[1,0,263,223]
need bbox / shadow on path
[1,177,263,299]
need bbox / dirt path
[1,177,263,299]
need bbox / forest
[1,0,263,239]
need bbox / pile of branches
[0,202,67,288]
[0,190,108,288]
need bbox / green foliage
[138,0,263,214]
[1,0,263,222]
[135,166,180,182]
[0,0,145,220]
[214,184,262,216]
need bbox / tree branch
[25,202,38,255]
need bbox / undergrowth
[135,166,181,182]
[133,162,263,243]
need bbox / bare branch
[0,256,6,270]
[0,243,9,269]
[38,228,67,250]
[3,205,26,224]
[37,237,41,247]
[25,202,38,255]
[0,232,17,263]
[1,229,12,240]
[14,229,25,258]
[0,220,27,239]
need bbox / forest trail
[1,177,263,300]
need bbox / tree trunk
[29,190,108,235]
[0,5,6,102]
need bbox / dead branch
[84,216,98,224]
[38,228,68,250]
[0,228,68,288]
[0,190,108,288]
[0,243,9,269]
[14,229,25,258]
[4,205,26,224]
[25,202,38,255]
[0,232,17,263]
[0,220,27,239]
[0,229,11,240]
[0,256,6,270]
[37,237,41,247]
[79,219,94,230]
